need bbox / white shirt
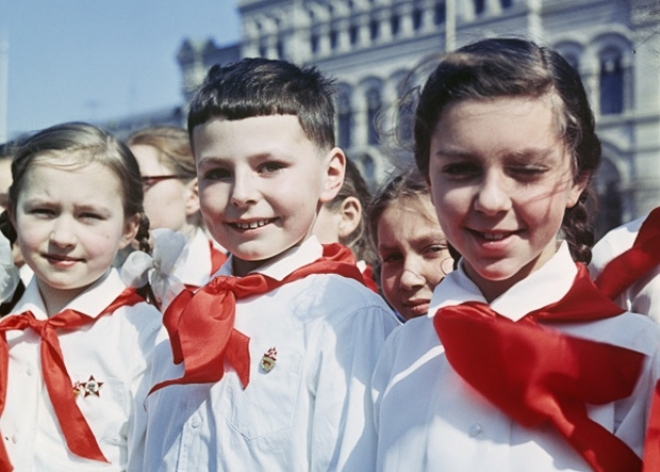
[141,236,399,472]
[372,243,660,471]
[2,269,162,471]
[590,213,660,322]
[175,228,225,288]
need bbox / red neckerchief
[592,207,660,471]
[0,288,145,471]
[434,264,645,472]
[596,206,660,300]
[150,243,365,394]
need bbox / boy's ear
[337,197,362,239]
[119,214,141,250]
[184,178,201,217]
[320,147,346,203]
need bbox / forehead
[192,115,318,160]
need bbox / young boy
[139,58,398,471]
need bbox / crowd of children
[0,36,658,471]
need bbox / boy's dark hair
[188,58,336,150]
[413,37,600,263]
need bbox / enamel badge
[260,347,278,372]
[74,375,104,398]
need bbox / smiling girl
[372,38,660,472]
[0,122,161,471]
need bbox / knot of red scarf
[434,264,645,472]
[150,243,365,394]
[0,288,144,471]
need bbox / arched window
[370,18,380,40]
[366,87,382,145]
[594,158,623,237]
[474,0,486,15]
[500,0,513,8]
[412,7,423,30]
[337,86,353,149]
[434,2,446,24]
[599,47,624,115]
[391,14,400,36]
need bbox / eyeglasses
[140,175,187,190]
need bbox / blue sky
[0,0,241,140]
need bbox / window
[412,8,422,30]
[311,33,319,54]
[500,0,513,8]
[366,87,382,145]
[350,24,359,45]
[599,49,624,115]
[330,29,338,50]
[391,15,400,36]
[474,0,486,15]
[434,2,446,24]
[337,88,353,149]
[370,18,380,40]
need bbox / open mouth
[231,218,275,230]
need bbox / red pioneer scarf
[0,288,145,471]
[150,243,365,394]
[434,264,645,472]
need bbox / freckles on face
[427,96,584,300]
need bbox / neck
[36,272,108,316]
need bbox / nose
[230,171,258,208]
[398,257,426,292]
[49,216,77,247]
[473,171,512,215]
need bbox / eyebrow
[434,145,559,162]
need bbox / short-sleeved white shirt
[373,243,660,471]
[1,269,162,471]
[140,236,399,472]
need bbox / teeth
[483,233,506,241]
[235,219,269,230]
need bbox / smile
[232,219,274,230]
[482,232,508,241]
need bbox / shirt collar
[429,242,577,322]
[12,268,128,320]
[218,236,324,282]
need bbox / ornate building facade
[175,0,659,233]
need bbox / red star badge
[74,375,104,398]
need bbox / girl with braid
[372,38,660,471]
[0,122,161,471]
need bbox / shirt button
[191,416,201,428]
[469,423,482,437]
[26,366,34,376]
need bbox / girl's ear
[119,214,141,250]
[566,171,591,209]
[184,178,201,217]
[320,147,346,204]
[337,197,362,239]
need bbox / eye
[424,244,449,258]
[259,161,286,174]
[508,165,547,181]
[441,162,481,180]
[202,168,232,181]
[79,212,104,222]
[29,207,55,218]
[380,251,402,264]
